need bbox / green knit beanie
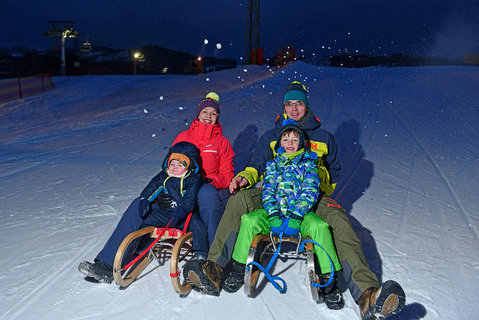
[283,81,309,108]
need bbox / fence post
[17,78,22,99]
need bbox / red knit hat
[196,92,220,117]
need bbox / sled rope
[123,212,193,271]
[245,234,336,293]
[123,218,174,270]
[299,238,335,288]
[246,232,287,293]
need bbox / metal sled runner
[244,232,325,303]
[112,213,194,295]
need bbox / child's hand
[138,198,150,218]
[157,193,174,209]
[283,218,301,236]
[269,217,283,234]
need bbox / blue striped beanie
[283,81,309,108]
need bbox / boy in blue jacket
[78,141,206,283]
[223,120,343,309]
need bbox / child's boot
[223,260,246,293]
[78,260,114,283]
[322,273,344,310]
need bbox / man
[184,81,405,319]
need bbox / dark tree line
[0,45,237,79]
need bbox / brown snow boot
[201,260,223,296]
[358,280,405,319]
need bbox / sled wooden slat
[170,231,193,295]
[112,213,194,295]
[113,226,156,287]
[244,234,270,295]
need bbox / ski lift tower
[44,21,79,76]
[246,0,261,65]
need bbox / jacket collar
[190,118,223,139]
[274,112,321,133]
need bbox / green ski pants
[231,209,342,274]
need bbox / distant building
[464,54,479,65]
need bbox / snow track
[1,64,478,319]
[387,102,479,240]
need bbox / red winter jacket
[173,119,234,190]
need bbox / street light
[196,56,203,74]
[133,51,142,75]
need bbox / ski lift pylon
[80,37,92,53]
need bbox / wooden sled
[244,232,323,303]
[112,213,194,296]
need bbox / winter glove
[283,218,302,236]
[269,216,284,234]
[138,197,150,219]
[157,193,174,210]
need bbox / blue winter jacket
[238,114,341,195]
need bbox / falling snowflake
[143,108,148,113]
[216,43,222,49]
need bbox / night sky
[1,0,478,61]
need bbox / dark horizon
[1,1,478,61]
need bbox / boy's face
[280,131,300,153]
[168,159,187,175]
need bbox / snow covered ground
[1,62,478,319]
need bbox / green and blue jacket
[262,149,320,221]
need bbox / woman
[172,92,234,253]
[78,92,234,283]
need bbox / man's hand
[229,176,249,194]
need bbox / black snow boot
[322,273,345,310]
[78,260,114,284]
[223,260,246,293]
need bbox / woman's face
[198,107,218,125]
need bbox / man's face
[284,100,307,121]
